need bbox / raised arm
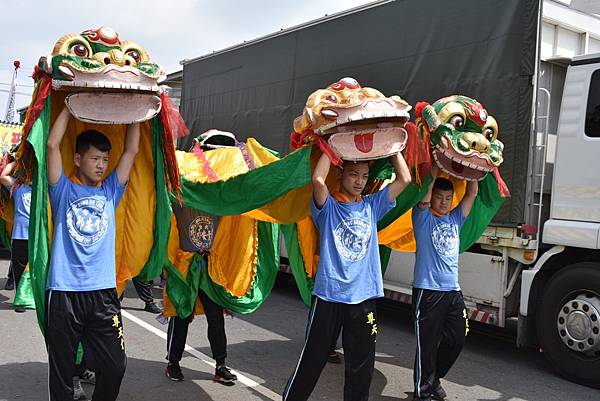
[47,107,71,185]
[0,161,15,187]
[460,179,478,217]
[115,123,141,185]
[312,152,331,209]
[386,151,411,201]
[417,165,439,209]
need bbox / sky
[0,0,376,121]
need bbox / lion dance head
[415,95,504,181]
[292,77,412,162]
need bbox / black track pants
[166,287,227,364]
[283,297,378,401]
[412,288,467,399]
[45,289,127,401]
[10,239,28,290]
[132,277,154,304]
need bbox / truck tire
[536,262,600,388]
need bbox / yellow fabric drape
[164,138,282,316]
[209,215,258,296]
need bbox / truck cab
[518,53,600,388]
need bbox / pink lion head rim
[293,77,411,161]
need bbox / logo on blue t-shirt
[22,191,31,213]
[66,196,109,245]
[333,217,371,261]
[431,222,459,256]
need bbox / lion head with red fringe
[415,95,505,182]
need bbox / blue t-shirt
[11,184,31,240]
[311,186,395,304]
[412,206,467,291]
[46,171,126,291]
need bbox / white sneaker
[73,377,88,400]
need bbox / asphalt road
[0,258,598,401]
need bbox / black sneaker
[166,362,184,381]
[431,379,447,400]
[79,369,96,385]
[214,364,237,384]
[144,302,161,314]
[14,307,26,313]
[4,278,14,290]
[327,351,342,364]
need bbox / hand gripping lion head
[293,77,411,161]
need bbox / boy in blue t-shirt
[283,151,411,401]
[411,166,478,401]
[44,106,140,401]
[0,153,32,313]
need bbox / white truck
[382,53,600,388]
[176,0,600,387]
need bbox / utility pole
[4,60,21,122]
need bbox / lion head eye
[70,43,89,57]
[484,127,495,140]
[125,50,141,64]
[326,95,338,102]
[449,115,464,128]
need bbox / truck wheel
[537,262,600,388]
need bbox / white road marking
[121,309,281,400]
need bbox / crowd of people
[3,105,478,401]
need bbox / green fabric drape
[459,173,505,252]
[199,222,280,314]
[13,270,36,309]
[176,146,312,215]
[164,256,202,319]
[166,222,280,317]
[281,224,314,307]
[136,118,172,281]
[27,96,52,331]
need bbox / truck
[176,0,600,387]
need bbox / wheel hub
[557,294,600,355]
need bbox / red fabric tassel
[290,129,343,167]
[492,167,510,197]
[160,93,189,138]
[404,122,431,184]
[414,102,430,119]
[22,69,52,139]
[159,93,184,200]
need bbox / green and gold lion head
[37,27,165,124]
[415,95,504,181]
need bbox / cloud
[0,0,374,116]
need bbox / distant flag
[3,60,21,122]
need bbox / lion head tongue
[354,133,374,153]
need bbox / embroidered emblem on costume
[66,196,108,245]
[431,222,458,256]
[22,191,31,213]
[333,217,371,261]
[188,215,214,251]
